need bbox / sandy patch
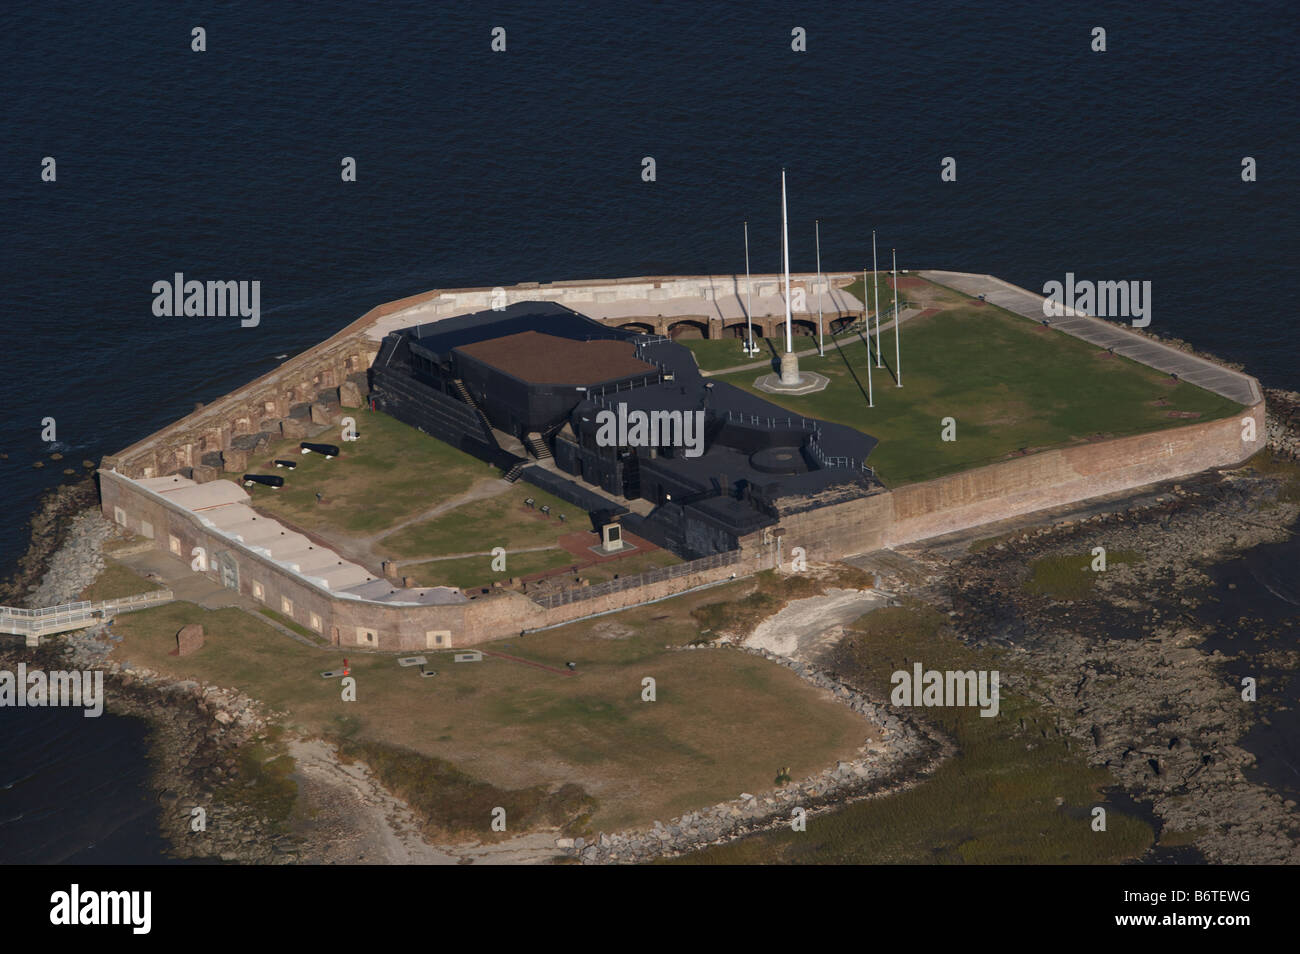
[743,587,884,663]
[289,737,564,865]
[589,620,635,640]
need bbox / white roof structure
[129,475,466,605]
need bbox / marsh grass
[1024,550,1142,601]
[675,602,1153,864]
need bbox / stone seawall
[770,403,1265,561]
[100,283,456,480]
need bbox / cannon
[242,474,284,489]
[273,459,298,469]
[300,442,340,458]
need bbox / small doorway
[214,550,240,591]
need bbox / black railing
[529,549,740,610]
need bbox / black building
[369,301,882,557]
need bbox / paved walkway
[113,549,327,647]
[921,270,1261,406]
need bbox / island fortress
[99,271,1263,651]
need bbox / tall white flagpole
[815,219,824,357]
[866,305,874,407]
[744,221,754,355]
[782,169,793,356]
[893,247,901,387]
[862,266,870,362]
[864,266,873,407]
[873,231,882,368]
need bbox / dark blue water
[2,1,1297,861]
[1201,534,1300,801]
[0,703,181,863]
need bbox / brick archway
[668,319,708,340]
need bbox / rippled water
[1,0,1296,861]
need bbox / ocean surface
[2,1,1297,863]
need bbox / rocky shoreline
[0,477,99,607]
[916,388,1300,863]
[564,642,951,864]
[0,480,302,864]
[63,627,298,863]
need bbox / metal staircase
[451,378,493,431]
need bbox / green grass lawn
[401,525,680,590]
[405,548,577,589]
[683,337,782,373]
[578,547,680,583]
[78,559,159,602]
[714,303,1244,486]
[109,583,866,834]
[378,482,590,561]
[245,407,490,535]
[674,602,1154,864]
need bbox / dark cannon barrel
[242,474,285,488]
[300,442,340,458]
[273,459,298,469]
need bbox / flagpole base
[779,352,801,386]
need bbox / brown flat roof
[454,331,656,386]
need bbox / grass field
[229,402,680,590]
[404,548,577,589]
[403,539,680,590]
[245,407,489,536]
[674,601,1154,864]
[713,299,1243,486]
[378,482,590,562]
[108,584,866,834]
[78,560,158,602]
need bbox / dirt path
[287,477,518,572]
[366,476,515,545]
[392,543,560,568]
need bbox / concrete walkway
[113,549,327,647]
[922,270,1261,406]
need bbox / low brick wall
[97,470,771,649]
[98,400,1261,649]
[773,402,1265,560]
